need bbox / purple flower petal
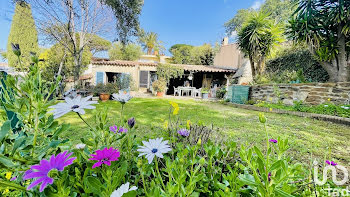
[177,129,190,137]
[92,161,103,169]
[27,177,47,191]
[89,147,120,169]
[24,152,75,192]
[39,178,54,192]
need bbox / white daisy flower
[341,106,349,110]
[112,90,132,104]
[75,143,86,149]
[324,105,328,107]
[49,95,98,119]
[110,182,137,197]
[137,137,172,164]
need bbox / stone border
[224,103,350,126]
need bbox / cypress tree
[7,1,38,71]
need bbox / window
[139,71,149,88]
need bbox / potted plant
[201,88,210,99]
[94,83,117,102]
[86,85,99,101]
[152,79,167,97]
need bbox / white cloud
[250,0,264,10]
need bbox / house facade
[80,58,235,94]
[213,37,252,84]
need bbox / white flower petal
[111,182,137,197]
[155,152,163,158]
[146,153,155,164]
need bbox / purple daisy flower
[10,176,17,181]
[325,160,338,166]
[128,117,135,129]
[110,125,118,133]
[118,127,128,133]
[177,129,190,137]
[269,139,278,143]
[89,147,121,168]
[23,151,76,192]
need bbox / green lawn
[58,97,350,167]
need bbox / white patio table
[178,86,196,97]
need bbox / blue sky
[0,0,261,56]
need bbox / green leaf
[12,135,26,155]
[0,120,11,141]
[85,176,103,194]
[0,155,15,168]
[238,174,258,186]
[275,188,295,197]
[254,146,265,162]
[123,190,137,197]
[269,160,282,172]
[0,180,27,191]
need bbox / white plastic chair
[194,88,202,98]
[174,87,180,96]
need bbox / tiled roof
[93,59,157,67]
[0,62,8,67]
[91,59,235,73]
[65,74,93,82]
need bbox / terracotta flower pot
[156,92,164,97]
[99,93,110,102]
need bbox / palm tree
[237,12,284,77]
[138,30,164,55]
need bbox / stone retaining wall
[226,103,350,126]
[250,82,350,105]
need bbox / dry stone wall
[250,82,350,105]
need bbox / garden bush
[256,45,329,84]
[0,48,346,196]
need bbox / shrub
[91,83,118,95]
[216,87,227,99]
[201,88,209,94]
[152,79,167,93]
[265,45,329,83]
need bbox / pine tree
[7,1,38,71]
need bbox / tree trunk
[320,25,349,82]
[337,24,348,82]
[256,55,266,75]
[73,53,80,84]
[249,56,255,78]
[320,61,337,82]
[57,53,66,77]
[147,48,152,55]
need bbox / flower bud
[258,113,266,124]
[197,138,202,146]
[128,117,135,129]
[11,43,21,57]
[137,159,143,168]
[30,52,39,64]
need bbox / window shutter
[139,71,149,88]
[96,72,104,84]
